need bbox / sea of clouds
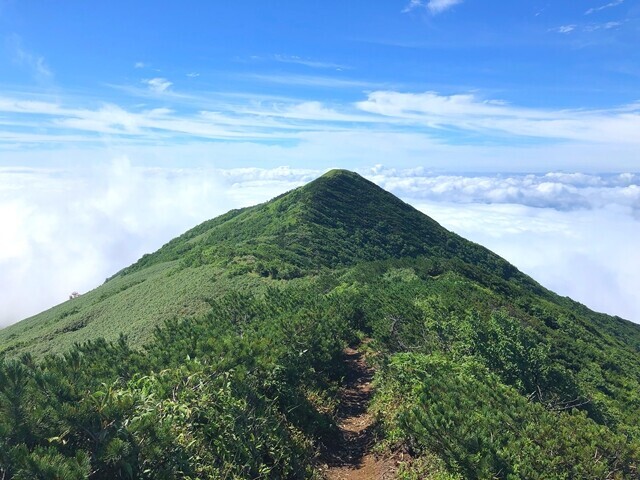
[1,161,638,326]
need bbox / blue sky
[1,0,639,171]
[1,1,640,325]
[3,1,638,105]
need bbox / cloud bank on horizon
[0,1,638,325]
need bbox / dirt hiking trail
[321,345,396,480]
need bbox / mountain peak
[321,168,359,178]
[301,168,375,197]
[110,168,518,281]
[0,169,532,357]
[318,168,365,181]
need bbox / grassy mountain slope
[0,169,543,358]
[2,169,640,478]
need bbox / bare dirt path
[322,345,396,480]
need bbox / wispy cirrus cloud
[237,100,385,124]
[0,96,273,142]
[426,0,463,14]
[7,34,52,80]
[550,0,626,36]
[585,0,624,15]
[584,21,623,31]
[244,73,384,89]
[143,77,173,93]
[0,93,378,148]
[402,0,423,13]
[553,24,577,34]
[1,88,640,172]
[552,21,623,34]
[271,54,347,70]
[403,0,463,14]
[355,90,640,144]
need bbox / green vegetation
[1,169,639,478]
[375,353,638,479]
[0,287,352,478]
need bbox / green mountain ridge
[1,169,639,478]
[115,169,525,277]
[0,169,546,358]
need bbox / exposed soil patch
[321,344,396,480]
